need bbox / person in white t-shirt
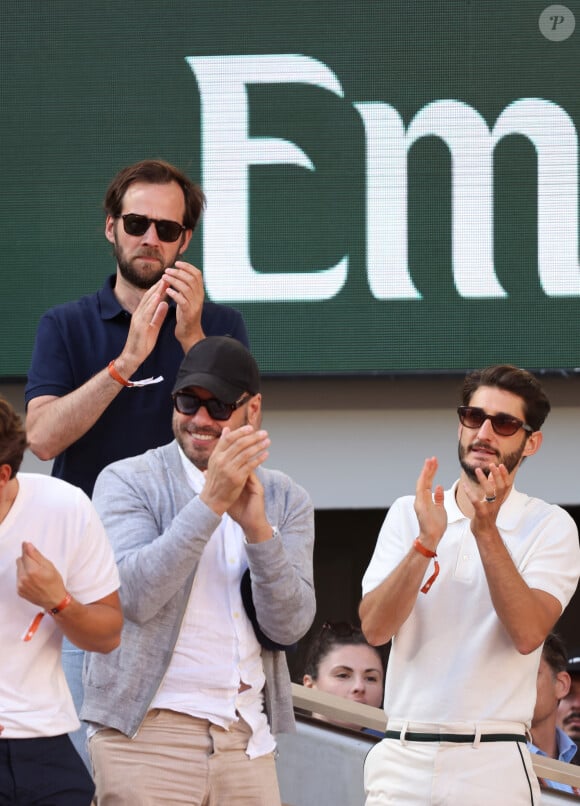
[360,364,580,806]
[0,397,122,805]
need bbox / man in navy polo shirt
[24,159,249,769]
[25,158,248,499]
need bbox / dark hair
[303,622,385,680]
[542,632,569,676]
[461,364,550,432]
[103,159,206,231]
[0,398,28,477]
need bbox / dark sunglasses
[173,392,251,421]
[457,406,532,437]
[120,213,186,243]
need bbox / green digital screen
[2,1,580,377]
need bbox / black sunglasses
[173,392,251,421]
[457,406,533,437]
[120,213,186,243]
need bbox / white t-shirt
[362,483,580,727]
[0,473,120,738]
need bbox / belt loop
[472,723,482,749]
[400,721,409,746]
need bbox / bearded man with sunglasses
[25,159,248,499]
[360,364,580,806]
[81,336,315,806]
[24,159,249,771]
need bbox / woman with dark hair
[302,622,385,732]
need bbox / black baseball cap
[567,654,580,674]
[172,336,261,403]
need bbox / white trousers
[364,720,541,806]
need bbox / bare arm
[476,533,560,654]
[359,552,428,646]
[16,542,122,653]
[27,382,123,460]
[26,280,170,459]
[360,457,446,645]
[467,464,562,654]
[49,590,123,653]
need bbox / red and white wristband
[48,591,73,615]
[22,592,73,642]
[413,538,440,594]
[107,360,163,388]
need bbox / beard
[176,423,222,472]
[562,711,580,742]
[173,409,250,472]
[114,248,165,290]
[458,436,528,483]
[112,221,182,289]
[115,244,165,289]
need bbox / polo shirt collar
[444,478,526,531]
[97,273,177,320]
[97,275,125,320]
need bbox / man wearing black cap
[81,337,316,805]
[558,651,580,765]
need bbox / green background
[2,1,579,377]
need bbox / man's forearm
[360,548,432,646]
[26,367,129,459]
[476,529,561,654]
[55,591,123,653]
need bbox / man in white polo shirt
[360,364,580,805]
[82,336,316,805]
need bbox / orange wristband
[108,359,133,387]
[48,592,73,616]
[413,538,440,594]
[107,360,164,389]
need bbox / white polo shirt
[362,482,580,727]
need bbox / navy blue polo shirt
[25,275,249,497]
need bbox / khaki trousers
[89,709,282,806]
